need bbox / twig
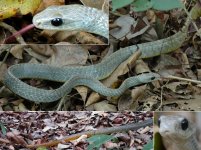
[0,22,26,44]
[164,75,201,84]
[156,87,163,111]
[57,95,70,111]
[183,4,201,38]
[0,45,11,68]
[155,80,170,111]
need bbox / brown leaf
[134,59,150,74]
[93,100,117,111]
[36,0,65,13]
[110,15,136,40]
[75,86,88,103]
[45,45,88,67]
[80,0,106,11]
[10,45,25,59]
[6,132,27,146]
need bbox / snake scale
[158,115,199,150]
[2,4,200,102]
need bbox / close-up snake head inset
[154,112,201,150]
[0,0,109,44]
[158,115,195,142]
[32,5,109,39]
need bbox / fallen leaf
[13,103,28,111]
[110,15,136,40]
[46,45,88,67]
[10,45,25,59]
[80,0,108,12]
[93,100,117,111]
[134,59,150,74]
[143,96,159,111]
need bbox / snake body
[3,5,200,103]
[158,115,199,150]
[32,5,109,38]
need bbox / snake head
[137,73,160,84]
[158,115,196,142]
[32,4,108,38]
[33,5,85,30]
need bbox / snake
[26,118,153,148]
[158,115,199,150]
[2,4,200,103]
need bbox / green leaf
[154,132,166,150]
[112,0,134,11]
[152,0,183,10]
[143,140,153,150]
[132,0,153,12]
[87,134,116,150]
[131,0,183,12]
[36,147,48,150]
[0,122,6,136]
[190,3,201,19]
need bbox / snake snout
[160,129,172,136]
[35,22,41,27]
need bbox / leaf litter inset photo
[0,111,153,150]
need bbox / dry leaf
[143,96,159,111]
[80,0,106,11]
[126,17,150,40]
[75,86,88,103]
[36,0,65,13]
[10,45,25,59]
[13,103,28,111]
[164,82,192,95]
[46,45,88,67]
[86,93,101,106]
[93,100,117,111]
[57,143,71,149]
[162,95,201,111]
[110,15,136,40]
[135,59,150,74]
[118,90,138,111]
[29,44,54,56]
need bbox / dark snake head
[137,73,160,84]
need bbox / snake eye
[151,76,155,80]
[181,118,188,130]
[158,118,161,127]
[51,18,63,26]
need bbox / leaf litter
[0,111,153,149]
